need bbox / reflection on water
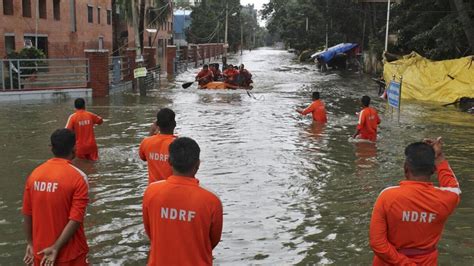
[0,48,473,264]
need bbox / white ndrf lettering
[78,120,91,126]
[149,152,169,162]
[170,208,177,220]
[161,207,168,219]
[33,181,59,192]
[402,211,437,223]
[160,207,196,222]
[402,211,410,222]
[429,213,436,223]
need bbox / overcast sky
[240,0,270,26]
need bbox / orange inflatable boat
[199,81,253,90]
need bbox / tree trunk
[132,0,141,57]
[452,0,474,53]
[138,0,146,54]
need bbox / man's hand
[424,137,445,164]
[148,122,158,136]
[38,246,59,266]
[296,108,303,114]
[23,243,34,265]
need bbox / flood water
[1,48,473,265]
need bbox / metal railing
[144,66,161,90]
[1,58,89,91]
[108,56,131,84]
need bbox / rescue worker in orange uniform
[142,137,223,266]
[65,98,103,161]
[369,137,461,265]
[296,91,328,123]
[223,64,239,85]
[139,108,177,184]
[210,63,222,81]
[238,64,253,87]
[22,129,89,266]
[353,95,381,142]
[195,64,214,86]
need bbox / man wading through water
[369,137,460,265]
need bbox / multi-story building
[0,0,112,58]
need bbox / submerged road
[0,48,473,264]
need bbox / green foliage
[390,0,472,59]
[264,0,474,59]
[5,47,45,89]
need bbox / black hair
[361,95,371,107]
[156,108,176,132]
[404,142,435,177]
[74,98,85,109]
[203,64,208,68]
[312,91,320,100]
[169,137,200,173]
[51,129,76,157]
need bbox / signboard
[387,80,401,108]
[134,67,147,78]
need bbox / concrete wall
[0,0,112,58]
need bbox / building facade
[0,0,112,58]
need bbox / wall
[0,0,112,58]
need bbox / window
[22,0,31,17]
[39,0,46,19]
[53,0,60,20]
[87,5,93,23]
[4,35,15,54]
[97,7,101,24]
[107,9,111,25]
[3,0,13,15]
[98,37,104,49]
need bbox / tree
[116,0,172,57]
[451,0,474,53]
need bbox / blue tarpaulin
[311,43,358,63]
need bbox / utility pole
[305,17,308,32]
[35,0,39,48]
[240,22,243,55]
[384,0,391,51]
[325,0,328,50]
[224,1,228,58]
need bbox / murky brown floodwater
[1,48,473,265]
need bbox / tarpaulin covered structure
[311,43,358,63]
[383,52,474,103]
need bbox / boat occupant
[195,64,214,86]
[210,63,222,81]
[65,98,103,161]
[139,108,177,185]
[369,138,460,265]
[22,129,90,266]
[223,64,239,85]
[296,91,327,123]
[353,95,381,142]
[238,64,253,87]
[142,137,223,265]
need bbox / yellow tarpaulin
[383,52,474,103]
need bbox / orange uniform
[139,134,177,184]
[142,175,223,266]
[66,109,103,160]
[357,107,381,141]
[223,68,239,84]
[22,158,89,264]
[301,100,328,123]
[369,160,460,265]
[196,69,214,86]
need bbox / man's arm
[65,114,74,130]
[139,140,147,161]
[369,194,414,265]
[353,110,364,138]
[142,190,151,238]
[297,103,314,115]
[23,215,34,265]
[93,114,103,125]
[210,200,223,249]
[38,221,81,265]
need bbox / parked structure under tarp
[383,52,474,103]
[311,43,359,63]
